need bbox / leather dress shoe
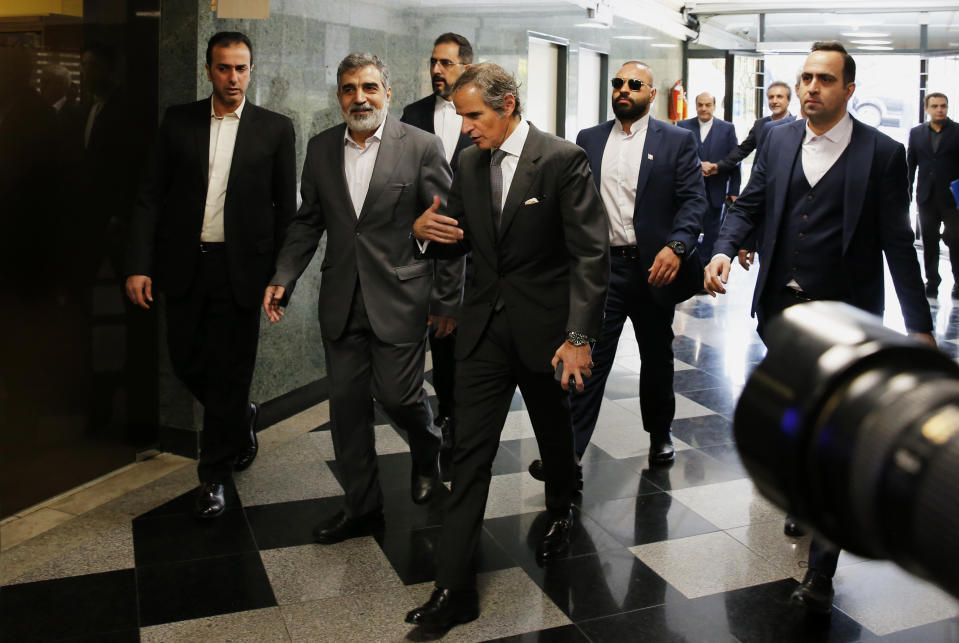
[648,433,676,464]
[313,509,384,544]
[234,402,259,472]
[536,508,574,562]
[411,455,441,505]
[790,569,834,614]
[194,482,226,519]
[405,587,479,629]
[527,459,584,491]
[784,516,806,538]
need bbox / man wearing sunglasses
[527,61,706,488]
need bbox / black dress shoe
[405,587,479,629]
[411,454,441,505]
[234,402,259,472]
[648,433,676,464]
[784,516,806,538]
[527,459,584,490]
[790,569,834,614]
[536,508,574,562]
[313,509,384,544]
[194,482,226,519]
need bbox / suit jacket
[576,118,708,305]
[907,118,959,207]
[401,94,472,172]
[423,123,609,371]
[678,117,741,208]
[272,116,462,345]
[127,99,296,308]
[717,114,797,175]
[716,117,933,333]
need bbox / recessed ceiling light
[615,35,654,40]
[857,45,894,51]
[949,42,959,47]
[651,43,678,48]
[575,22,610,29]
[850,39,892,45]
[840,31,889,38]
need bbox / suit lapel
[498,124,544,240]
[636,118,661,203]
[843,120,873,253]
[589,121,615,188]
[472,148,496,251]
[195,99,211,186]
[769,120,804,242]
[358,117,404,222]
[225,101,255,202]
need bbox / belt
[610,245,639,259]
[784,286,813,302]
[200,242,226,253]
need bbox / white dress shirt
[802,113,853,187]
[600,114,649,246]
[343,116,387,216]
[433,96,463,164]
[699,117,713,142]
[201,97,245,242]
[493,118,530,213]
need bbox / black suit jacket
[907,119,959,207]
[127,99,297,308]
[401,94,472,172]
[716,117,933,333]
[424,123,609,371]
[716,114,797,174]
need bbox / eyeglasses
[430,58,464,69]
[611,78,649,91]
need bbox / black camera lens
[735,301,959,598]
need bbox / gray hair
[336,52,390,90]
[450,62,522,117]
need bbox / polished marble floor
[2,254,958,642]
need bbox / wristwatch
[666,240,686,257]
[566,331,594,346]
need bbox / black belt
[200,242,226,253]
[610,245,639,259]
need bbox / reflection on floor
[2,256,958,642]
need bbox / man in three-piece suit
[678,92,740,260]
[526,61,707,486]
[400,32,475,447]
[705,42,934,614]
[126,32,296,518]
[405,63,609,630]
[263,54,463,544]
[907,92,959,297]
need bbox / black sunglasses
[611,78,648,91]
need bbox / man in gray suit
[263,53,463,543]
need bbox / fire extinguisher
[669,80,687,123]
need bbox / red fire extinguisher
[669,80,687,123]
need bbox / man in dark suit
[907,92,959,297]
[263,53,462,544]
[404,63,609,630]
[126,32,296,518]
[400,33,474,448]
[705,42,935,614]
[527,61,707,485]
[678,92,740,259]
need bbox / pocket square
[647,154,654,160]
[524,197,540,205]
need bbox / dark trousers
[429,329,456,420]
[324,285,438,517]
[918,199,959,287]
[699,202,725,261]
[165,250,260,484]
[571,255,676,459]
[436,309,576,589]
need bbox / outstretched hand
[413,195,463,244]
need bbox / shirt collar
[496,118,529,159]
[344,114,388,149]
[804,112,853,144]
[434,95,456,111]
[613,112,650,137]
[210,96,246,119]
[699,117,713,127]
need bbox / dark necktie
[490,148,507,232]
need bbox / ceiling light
[651,43,678,48]
[615,35,654,40]
[840,31,889,38]
[575,22,610,29]
[850,39,892,45]
[857,45,894,51]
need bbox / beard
[343,103,387,132]
[612,96,649,121]
[432,75,452,99]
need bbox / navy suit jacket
[678,117,741,208]
[401,94,472,172]
[576,117,707,304]
[715,117,933,333]
[907,118,959,207]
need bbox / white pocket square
[647,153,654,160]
[524,197,540,205]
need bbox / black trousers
[324,285,439,517]
[699,201,725,262]
[571,254,676,459]
[436,308,576,589]
[165,250,260,484]
[918,199,959,287]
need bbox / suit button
[798,233,805,239]
[807,195,814,201]
[355,231,360,236]
[802,215,808,220]
[792,267,797,271]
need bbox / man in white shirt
[704,41,934,614]
[264,53,462,544]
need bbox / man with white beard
[264,53,463,543]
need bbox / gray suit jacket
[272,116,463,344]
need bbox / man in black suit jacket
[405,63,609,630]
[705,42,934,615]
[400,33,475,448]
[126,32,296,518]
[907,92,959,297]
